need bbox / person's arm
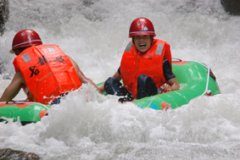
[161,59,180,92]
[70,57,99,91]
[113,67,122,81]
[161,77,180,92]
[98,67,122,93]
[0,72,24,102]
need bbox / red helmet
[12,29,42,50]
[129,17,156,37]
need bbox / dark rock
[0,148,40,160]
[221,0,240,15]
[0,0,9,35]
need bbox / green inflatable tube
[0,102,50,124]
[0,60,220,124]
[134,60,220,110]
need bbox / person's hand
[159,77,180,93]
[97,85,105,93]
[160,83,172,93]
[169,82,180,91]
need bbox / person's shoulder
[68,56,76,64]
[68,56,81,69]
[38,44,61,48]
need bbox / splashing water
[1,0,240,159]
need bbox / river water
[1,0,240,159]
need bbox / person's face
[133,35,153,53]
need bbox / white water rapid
[1,0,240,159]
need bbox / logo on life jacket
[29,66,39,77]
[55,56,65,63]
[38,56,47,65]
[28,56,48,77]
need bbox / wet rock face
[221,0,240,15]
[0,0,9,35]
[0,148,40,160]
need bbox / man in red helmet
[0,29,98,104]
[100,17,180,102]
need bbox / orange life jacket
[13,44,82,104]
[120,39,172,98]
